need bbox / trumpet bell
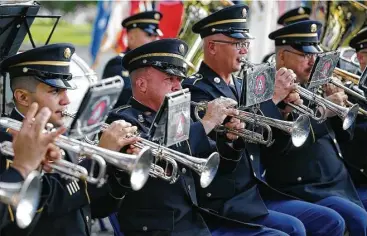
[15,171,41,228]
[343,103,359,130]
[200,152,220,188]
[130,147,154,191]
[292,115,311,148]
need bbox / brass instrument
[61,111,220,188]
[0,117,153,191]
[178,0,234,75]
[315,1,367,51]
[0,171,41,228]
[192,101,311,147]
[0,141,102,185]
[289,85,359,130]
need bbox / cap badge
[133,23,137,28]
[22,67,28,73]
[64,48,71,59]
[298,7,305,14]
[122,70,129,77]
[179,44,185,54]
[242,8,247,18]
[138,114,145,123]
[310,24,317,33]
[154,13,160,20]
[214,77,221,84]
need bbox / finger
[226,133,239,140]
[225,108,239,116]
[33,107,52,135]
[47,126,67,142]
[21,102,38,131]
[277,67,287,76]
[7,128,19,138]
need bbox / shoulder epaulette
[112,105,131,114]
[192,73,203,85]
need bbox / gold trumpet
[62,111,220,188]
[192,101,311,147]
[0,117,154,191]
[0,171,41,229]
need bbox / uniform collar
[10,107,25,121]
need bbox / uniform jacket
[182,62,293,227]
[106,97,263,236]
[0,109,124,236]
[102,49,132,108]
[260,98,363,208]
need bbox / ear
[208,41,216,55]
[135,76,148,93]
[13,89,31,107]
[276,49,285,67]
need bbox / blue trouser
[211,226,288,236]
[265,199,345,236]
[357,187,367,210]
[316,196,367,236]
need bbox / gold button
[361,169,364,173]
[206,193,211,197]
[297,177,302,182]
[142,226,148,231]
[182,168,186,174]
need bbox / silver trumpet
[62,111,219,188]
[0,141,99,185]
[0,117,153,191]
[192,101,311,147]
[0,171,41,229]
[289,85,359,130]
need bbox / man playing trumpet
[266,20,367,234]
[0,43,140,236]
[182,4,345,236]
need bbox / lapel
[233,75,242,101]
[10,108,24,121]
[198,63,238,101]
[129,98,157,133]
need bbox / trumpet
[289,85,359,130]
[0,171,41,229]
[0,117,153,191]
[0,141,100,185]
[331,67,367,116]
[62,111,220,188]
[192,101,311,147]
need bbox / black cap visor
[291,44,323,54]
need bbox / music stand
[67,76,124,139]
[149,88,191,147]
[307,50,340,90]
[240,62,276,108]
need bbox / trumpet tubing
[296,86,359,130]
[0,117,153,191]
[0,171,41,229]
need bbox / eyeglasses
[283,50,317,60]
[211,40,250,50]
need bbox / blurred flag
[90,1,112,64]
[156,1,184,38]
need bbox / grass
[24,21,92,46]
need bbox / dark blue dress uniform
[0,44,125,236]
[267,20,367,234]
[102,11,163,108]
[104,38,289,235]
[329,28,367,208]
[184,5,346,236]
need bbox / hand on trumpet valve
[324,91,348,117]
[98,120,140,152]
[41,144,63,173]
[224,117,245,141]
[323,81,344,97]
[273,67,297,105]
[201,97,239,134]
[282,92,304,115]
[11,103,66,178]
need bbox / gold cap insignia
[122,70,129,77]
[179,44,185,54]
[310,24,317,33]
[298,7,305,15]
[242,8,247,18]
[64,48,71,59]
[154,13,160,20]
